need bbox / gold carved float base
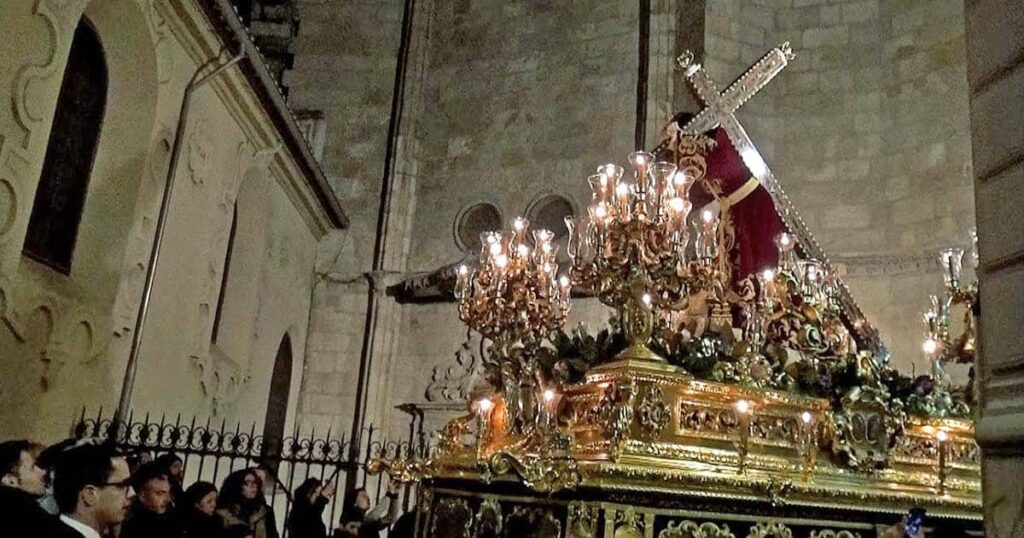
[410,361,981,537]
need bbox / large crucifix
[672,43,883,353]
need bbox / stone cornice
[162,0,348,236]
[832,252,944,277]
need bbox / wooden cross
[676,44,882,352]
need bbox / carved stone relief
[112,129,172,337]
[12,0,89,144]
[425,328,485,402]
[186,117,212,186]
[141,0,172,84]
[188,141,279,411]
[0,278,104,390]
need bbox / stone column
[963,1,1024,536]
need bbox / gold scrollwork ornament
[809,531,860,538]
[746,521,794,538]
[636,383,670,437]
[614,507,646,538]
[473,498,502,538]
[659,520,736,538]
[566,502,600,538]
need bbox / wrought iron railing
[71,408,429,537]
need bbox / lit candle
[588,174,607,203]
[759,269,776,308]
[650,161,678,215]
[735,399,750,415]
[615,182,631,220]
[775,232,795,270]
[455,264,472,300]
[597,163,623,199]
[672,170,693,199]
[939,247,964,290]
[512,217,529,245]
[476,397,494,449]
[628,151,653,193]
[480,231,501,261]
[516,243,530,259]
[694,209,718,263]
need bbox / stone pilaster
[964,1,1024,536]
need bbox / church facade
[0,0,345,442]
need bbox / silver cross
[677,44,882,352]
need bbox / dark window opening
[23,19,108,274]
[211,208,238,344]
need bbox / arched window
[23,19,108,274]
[454,202,503,253]
[211,207,238,344]
[261,334,293,466]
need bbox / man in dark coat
[0,440,79,536]
[120,462,183,538]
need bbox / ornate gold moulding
[422,360,981,523]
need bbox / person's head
[153,453,183,485]
[0,440,47,495]
[53,444,132,529]
[251,465,276,496]
[132,462,171,514]
[218,469,262,509]
[183,481,218,517]
[348,487,370,511]
[337,510,362,537]
[294,478,322,506]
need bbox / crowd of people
[0,439,414,538]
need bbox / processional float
[373,44,982,538]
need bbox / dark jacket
[120,501,183,538]
[182,510,224,538]
[0,485,80,537]
[218,503,279,538]
[286,496,329,538]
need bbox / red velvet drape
[691,128,784,281]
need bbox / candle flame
[735,399,750,414]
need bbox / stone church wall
[0,0,338,441]
[286,0,406,434]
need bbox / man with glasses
[53,444,133,538]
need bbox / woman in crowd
[340,481,400,538]
[181,481,221,538]
[286,477,335,538]
[217,468,279,538]
[155,452,186,505]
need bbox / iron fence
[72,408,428,537]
